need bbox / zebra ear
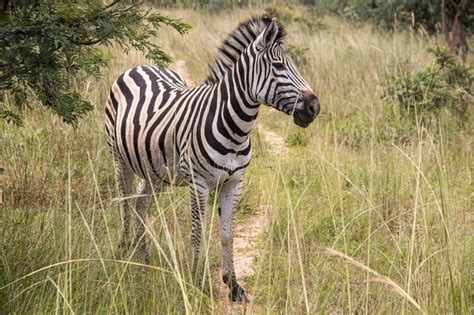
[255,19,279,51]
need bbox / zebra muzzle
[294,90,320,128]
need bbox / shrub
[286,44,309,68]
[264,3,326,31]
[318,0,473,33]
[286,129,310,147]
[0,1,191,126]
[383,47,473,125]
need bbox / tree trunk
[2,0,10,13]
[442,0,470,62]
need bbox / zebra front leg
[189,180,209,278]
[218,180,248,303]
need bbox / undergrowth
[1,6,472,314]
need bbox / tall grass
[1,7,472,314]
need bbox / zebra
[105,15,320,302]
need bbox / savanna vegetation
[1,1,473,314]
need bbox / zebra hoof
[229,286,249,303]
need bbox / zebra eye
[272,62,285,71]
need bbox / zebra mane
[204,15,286,85]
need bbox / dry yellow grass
[1,7,472,314]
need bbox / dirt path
[171,60,288,310]
[258,127,289,156]
[233,126,289,283]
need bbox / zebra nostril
[312,99,320,117]
[301,91,319,118]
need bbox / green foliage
[285,129,310,147]
[1,8,472,314]
[142,0,248,10]
[319,0,473,32]
[286,44,309,68]
[0,109,21,125]
[265,3,326,31]
[0,1,191,126]
[383,47,473,124]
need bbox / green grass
[1,7,473,314]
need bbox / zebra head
[251,18,320,128]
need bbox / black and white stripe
[105,16,319,302]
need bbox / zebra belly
[134,131,188,186]
[113,116,187,186]
[184,149,251,189]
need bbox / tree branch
[71,38,102,46]
[71,1,142,28]
[110,2,143,17]
[104,0,121,10]
[457,0,470,11]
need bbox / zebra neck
[214,65,261,145]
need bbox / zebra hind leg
[114,157,135,257]
[189,181,209,284]
[134,179,152,263]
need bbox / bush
[286,129,310,147]
[383,47,473,125]
[0,1,191,126]
[318,0,473,33]
[264,3,326,31]
[286,44,309,68]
